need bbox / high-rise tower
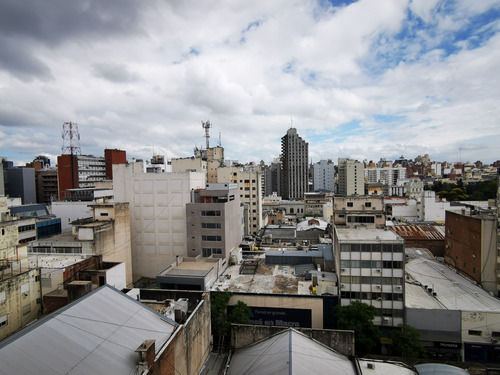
[280,128,308,200]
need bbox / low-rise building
[333,195,385,228]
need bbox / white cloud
[0,0,499,166]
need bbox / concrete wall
[51,201,92,233]
[230,324,355,356]
[105,262,126,290]
[113,162,205,280]
[0,268,42,341]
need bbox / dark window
[347,202,353,207]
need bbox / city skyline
[1,1,500,166]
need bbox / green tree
[210,291,233,337]
[334,301,381,356]
[388,324,426,358]
[211,292,251,337]
[228,300,251,325]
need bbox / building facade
[280,128,309,200]
[337,158,364,197]
[333,196,385,228]
[313,160,335,192]
[217,167,262,236]
[444,210,498,295]
[186,183,243,260]
[113,161,205,280]
[335,227,405,328]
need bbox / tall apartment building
[35,169,58,204]
[217,167,262,236]
[335,227,405,327]
[280,128,309,201]
[186,183,243,260]
[57,149,126,199]
[113,161,205,279]
[337,158,364,196]
[263,161,281,197]
[313,160,335,192]
[194,146,224,183]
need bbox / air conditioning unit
[376,269,381,273]
[340,283,345,288]
[375,285,381,289]
[396,286,402,290]
[341,268,346,271]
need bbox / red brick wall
[104,149,126,180]
[444,211,482,283]
[57,154,78,199]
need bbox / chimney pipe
[136,339,156,371]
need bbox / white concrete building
[51,201,93,232]
[335,227,405,327]
[365,166,406,186]
[313,160,335,192]
[113,161,205,280]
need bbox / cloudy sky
[1,0,499,167]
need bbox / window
[201,210,221,217]
[201,223,221,229]
[365,202,371,208]
[0,314,7,328]
[202,235,222,241]
[347,202,353,207]
[21,283,29,294]
[0,291,5,304]
[469,330,482,336]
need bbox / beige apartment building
[217,167,262,236]
[333,195,385,228]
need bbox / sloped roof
[0,285,177,375]
[226,329,356,375]
[390,225,445,241]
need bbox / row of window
[340,291,404,302]
[201,223,221,229]
[201,210,221,216]
[202,235,221,242]
[340,276,403,285]
[340,260,403,269]
[30,247,83,254]
[18,224,36,232]
[202,248,222,257]
[340,244,404,253]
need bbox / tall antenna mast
[218,132,222,147]
[61,122,81,155]
[201,120,211,150]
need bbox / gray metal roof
[405,257,500,311]
[0,285,177,375]
[226,328,356,375]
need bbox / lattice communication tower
[201,120,211,150]
[61,121,81,155]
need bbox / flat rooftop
[212,255,312,295]
[23,254,91,269]
[158,259,218,277]
[335,227,402,242]
[405,257,500,312]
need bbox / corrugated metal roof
[0,285,177,375]
[390,225,445,241]
[227,329,356,375]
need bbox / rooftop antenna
[202,120,211,150]
[61,122,81,155]
[218,132,222,147]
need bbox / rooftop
[212,255,311,295]
[158,259,218,277]
[335,227,402,242]
[405,256,500,311]
[390,225,445,241]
